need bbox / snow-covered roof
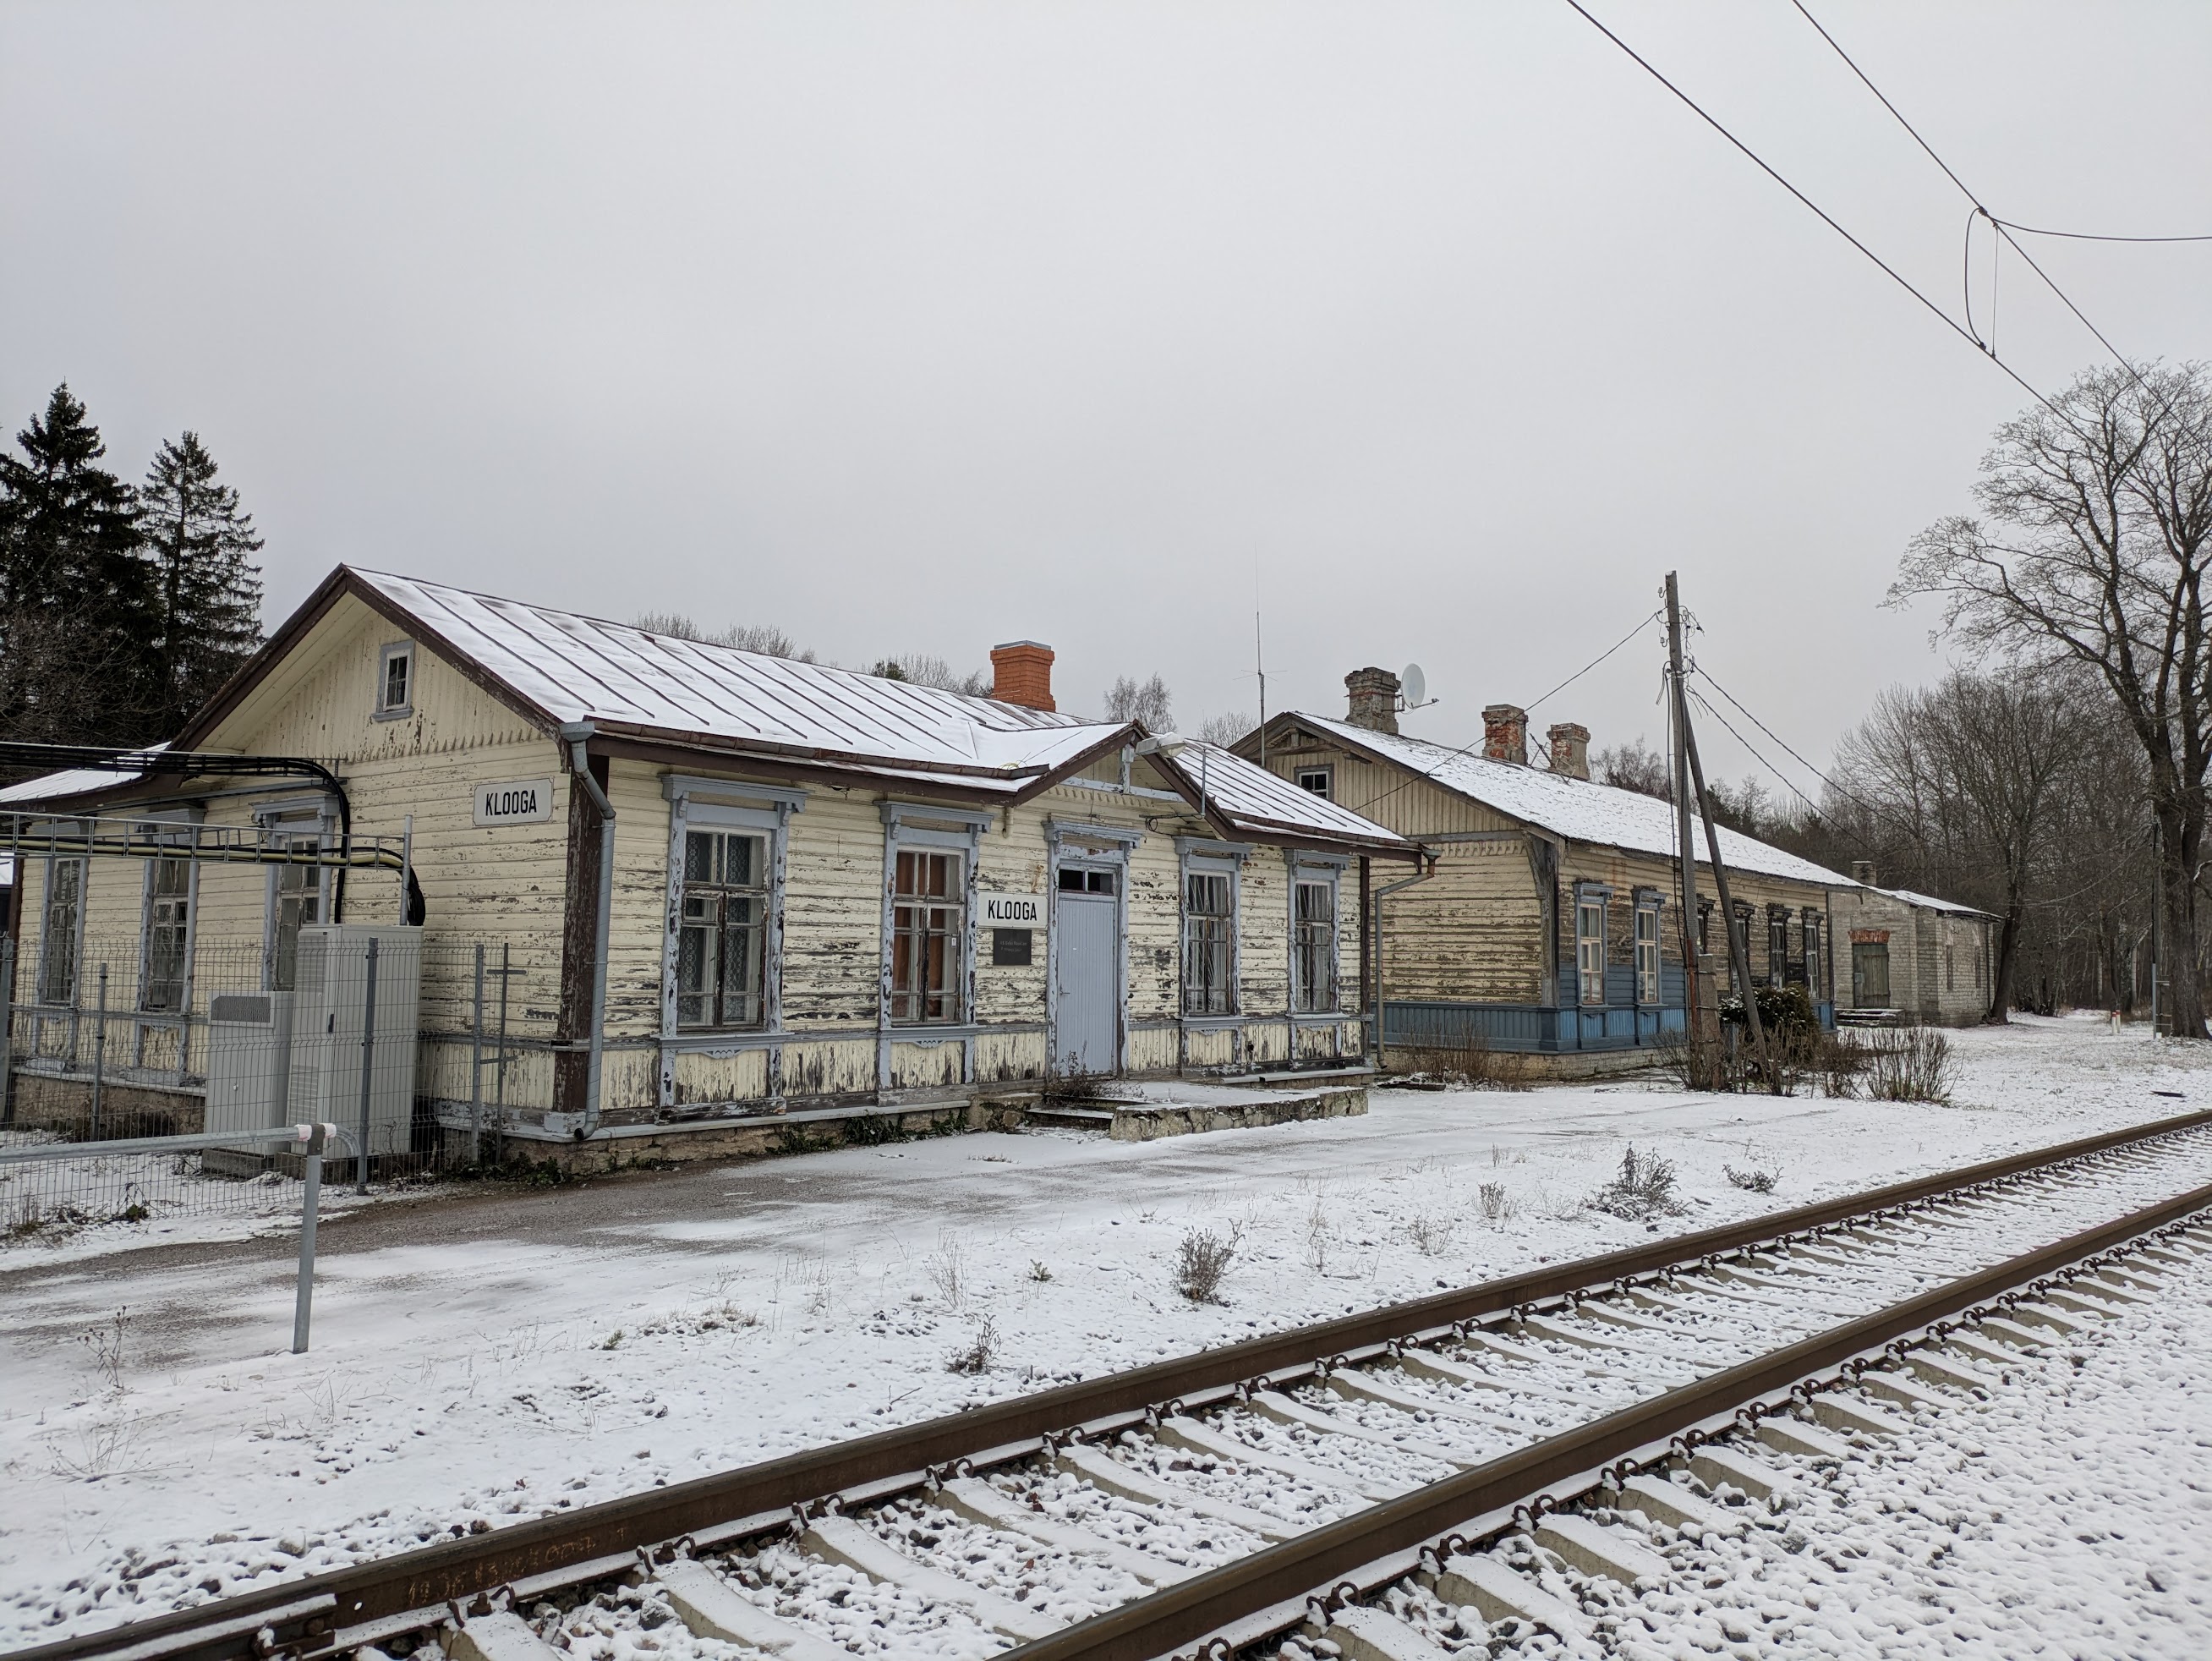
[1288,713,1854,886]
[351,570,1120,791]
[0,747,168,811]
[1878,886,1998,921]
[1153,740,1410,852]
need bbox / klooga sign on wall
[981,894,1043,925]
[473,778,556,827]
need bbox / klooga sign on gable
[474,777,556,827]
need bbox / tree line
[0,385,265,754]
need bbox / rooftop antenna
[1254,553,1268,766]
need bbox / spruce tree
[140,431,265,731]
[0,385,156,746]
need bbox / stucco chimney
[1547,722,1590,781]
[989,640,1055,711]
[1850,859,1877,887]
[1344,666,1401,734]
[1482,703,1529,766]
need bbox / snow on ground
[0,1014,2206,1644]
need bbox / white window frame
[140,852,198,1015]
[1177,839,1246,1018]
[255,798,336,992]
[1295,765,1333,800]
[375,639,415,720]
[1289,853,1345,1016]
[1633,892,1662,1006]
[1574,883,1610,1006]
[654,776,804,1105]
[36,852,87,1007]
[879,803,986,1035]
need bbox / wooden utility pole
[1664,574,1700,1038]
[1673,589,1778,1092]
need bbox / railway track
[18,1109,2212,1661]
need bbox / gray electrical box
[287,925,422,1164]
[204,992,296,1135]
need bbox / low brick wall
[4,1072,206,1136]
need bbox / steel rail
[1001,1176,2212,1661]
[12,1106,2209,1661]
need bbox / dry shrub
[1591,1146,1682,1221]
[1175,1223,1243,1303]
[1393,1034,1532,1092]
[1478,1181,1516,1225]
[944,1313,999,1374]
[1860,1026,1953,1104]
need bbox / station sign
[474,777,556,827]
[981,893,1043,924]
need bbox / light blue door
[1053,874,1120,1076]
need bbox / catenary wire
[1786,0,2158,386]
[1558,0,2060,416]
[1993,219,2212,245]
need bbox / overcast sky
[3,2,2206,791]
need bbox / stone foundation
[3,1071,206,1136]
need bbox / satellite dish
[1401,662,1427,710]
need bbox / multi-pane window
[1634,905,1661,1005]
[377,643,413,715]
[1576,898,1607,1005]
[1296,767,1332,798]
[677,830,768,1029]
[1766,908,1789,985]
[1802,913,1824,1000]
[270,845,321,991]
[1292,878,1337,1013]
[38,857,84,1005]
[143,858,191,1012]
[890,849,964,1023]
[1182,872,1235,1015]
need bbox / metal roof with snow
[1152,739,1410,852]
[1876,886,1999,920]
[1281,712,1854,886]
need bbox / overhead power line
[1994,220,2212,246]
[1784,0,2166,384]
[1558,0,2060,416]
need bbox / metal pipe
[0,937,14,1127]
[355,937,379,1193]
[1665,573,1700,1034]
[292,1122,326,1355]
[89,964,108,1139]
[470,944,485,1167]
[559,722,615,1137]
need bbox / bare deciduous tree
[872,654,991,695]
[1595,737,1670,798]
[1196,710,1254,747]
[1893,362,2212,1038]
[1104,673,1172,730]
[634,611,815,661]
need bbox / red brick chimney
[1344,666,1402,734]
[1482,703,1529,765]
[989,640,1055,711]
[1547,721,1590,781]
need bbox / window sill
[370,706,414,723]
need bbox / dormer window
[376,641,414,718]
[1296,765,1333,799]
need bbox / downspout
[558,722,615,1137]
[1369,850,1438,1071]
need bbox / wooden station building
[1,569,1414,1147]
[1238,669,1856,1065]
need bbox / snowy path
[2,1015,2207,1644]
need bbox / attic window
[1296,766,1333,799]
[376,642,414,719]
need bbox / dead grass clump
[1860,1027,1953,1104]
[1404,1213,1455,1256]
[1723,1165,1778,1194]
[1591,1146,1683,1221]
[944,1313,999,1374]
[1477,1181,1516,1225]
[1175,1223,1243,1303]
[1392,1035,1532,1092]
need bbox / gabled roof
[0,746,169,810]
[1877,885,1999,921]
[1271,713,1854,887]
[1151,739,1412,855]
[129,567,1409,854]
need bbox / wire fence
[2,930,561,1244]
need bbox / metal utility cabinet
[204,992,297,1135]
[286,925,422,1165]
